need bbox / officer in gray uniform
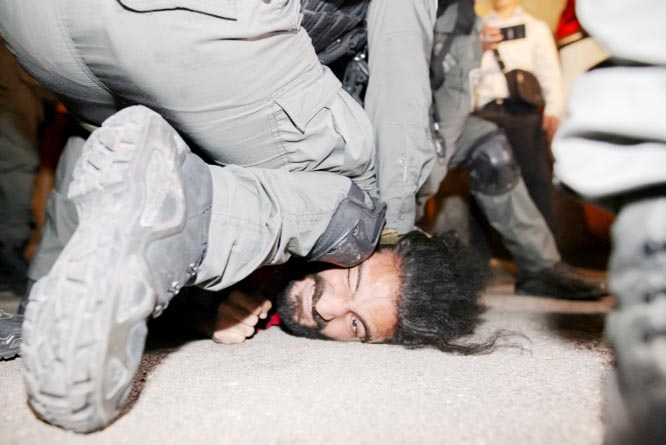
[418,1,606,299]
[553,0,666,442]
[304,0,440,237]
[0,0,387,433]
[0,40,45,362]
[0,0,385,364]
[299,0,604,300]
[0,40,42,296]
[0,0,607,355]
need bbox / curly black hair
[384,230,507,354]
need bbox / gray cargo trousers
[448,115,560,273]
[417,13,559,273]
[365,0,438,234]
[0,0,377,291]
[0,42,42,256]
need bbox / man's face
[276,251,401,343]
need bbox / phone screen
[500,24,526,41]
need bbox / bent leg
[474,181,560,273]
[454,117,560,272]
[21,106,370,433]
[196,164,366,291]
[476,104,555,229]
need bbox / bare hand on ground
[212,290,272,344]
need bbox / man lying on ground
[158,230,502,356]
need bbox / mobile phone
[500,24,526,41]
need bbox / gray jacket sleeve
[364,0,438,234]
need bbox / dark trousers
[475,100,554,230]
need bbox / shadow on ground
[547,311,611,351]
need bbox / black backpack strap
[429,0,477,158]
[430,0,476,91]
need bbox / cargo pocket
[271,67,341,134]
[117,0,238,19]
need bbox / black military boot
[515,261,607,300]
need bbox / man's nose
[314,292,350,321]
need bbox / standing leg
[457,115,604,299]
[476,103,555,230]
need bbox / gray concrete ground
[0,265,614,445]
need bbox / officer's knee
[463,130,520,195]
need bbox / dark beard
[276,274,328,340]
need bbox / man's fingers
[481,26,502,40]
[480,25,503,51]
[220,322,255,338]
[227,290,272,318]
[211,291,273,345]
[212,329,248,345]
[258,299,272,319]
[217,303,260,328]
[212,311,257,344]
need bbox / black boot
[515,261,607,300]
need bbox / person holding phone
[474,0,564,231]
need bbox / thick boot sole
[21,106,196,433]
[606,198,666,443]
